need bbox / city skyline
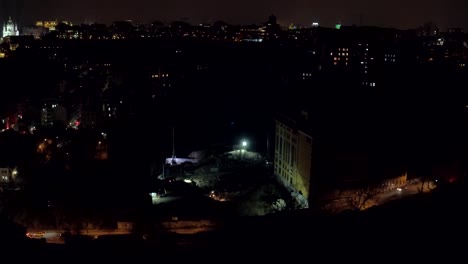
[0,0,467,30]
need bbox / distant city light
[312,22,319,27]
[184,179,192,183]
[335,23,342,30]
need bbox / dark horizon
[1,0,468,30]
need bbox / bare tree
[345,187,377,211]
[417,177,434,193]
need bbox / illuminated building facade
[2,17,19,38]
[36,21,58,30]
[0,167,17,183]
[274,114,313,207]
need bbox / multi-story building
[274,107,404,208]
[0,167,17,183]
[274,113,312,207]
[41,100,67,128]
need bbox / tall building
[274,113,312,208]
[2,17,19,38]
[41,100,67,128]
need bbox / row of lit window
[362,82,376,87]
[459,64,466,68]
[338,48,349,51]
[331,52,349,56]
[333,61,349,66]
[334,57,349,61]
[59,36,83,39]
[152,73,169,78]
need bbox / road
[322,179,435,212]
[373,180,434,205]
[27,229,132,244]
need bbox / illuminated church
[2,17,19,38]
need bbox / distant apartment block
[41,100,67,128]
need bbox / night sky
[3,0,468,30]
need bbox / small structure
[165,157,198,166]
[0,167,17,183]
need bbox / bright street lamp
[242,140,248,148]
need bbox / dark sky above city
[3,0,468,30]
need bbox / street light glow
[242,141,248,147]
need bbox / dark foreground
[2,183,466,263]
